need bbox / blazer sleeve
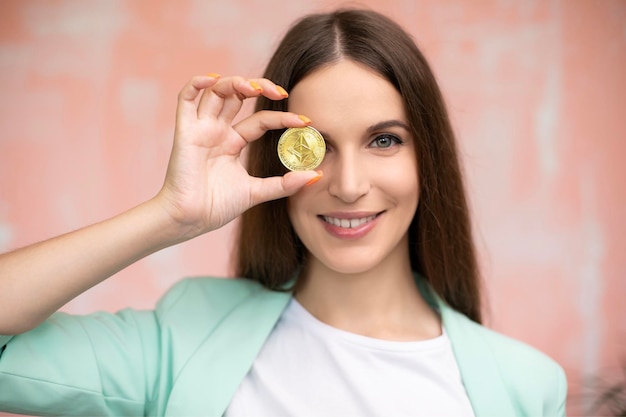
[0,307,162,416]
[554,365,567,417]
[488,328,569,417]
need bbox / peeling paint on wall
[1,3,624,416]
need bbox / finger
[217,94,246,124]
[196,76,255,119]
[218,78,290,123]
[212,77,288,101]
[176,75,220,121]
[233,111,312,144]
[249,170,323,206]
[248,78,290,100]
[214,78,283,122]
[210,78,289,123]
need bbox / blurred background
[0,1,624,415]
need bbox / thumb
[250,170,323,206]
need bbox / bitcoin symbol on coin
[277,126,326,171]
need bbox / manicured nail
[305,170,323,186]
[206,73,221,78]
[276,85,289,98]
[249,81,263,92]
[298,115,312,124]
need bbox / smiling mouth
[321,214,380,229]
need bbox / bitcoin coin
[277,126,326,171]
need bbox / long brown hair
[236,9,482,323]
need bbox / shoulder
[154,277,290,368]
[156,277,269,320]
[477,317,565,379]
[447,310,567,415]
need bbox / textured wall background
[1,1,624,415]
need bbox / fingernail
[305,170,323,186]
[206,73,221,78]
[298,115,312,124]
[276,85,289,98]
[249,81,263,92]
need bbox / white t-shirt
[225,299,475,417]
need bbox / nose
[327,151,371,203]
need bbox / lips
[321,214,378,229]
[318,212,383,239]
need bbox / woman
[0,9,565,417]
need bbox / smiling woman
[0,7,565,417]
[239,10,482,323]
[287,61,419,280]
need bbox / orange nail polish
[298,115,312,124]
[206,73,221,78]
[276,85,289,98]
[305,171,323,186]
[249,81,263,92]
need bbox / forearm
[0,197,182,335]
[0,75,315,335]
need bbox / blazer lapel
[434,296,518,416]
[166,276,517,416]
[440,305,517,416]
[164,288,291,417]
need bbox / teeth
[323,215,377,228]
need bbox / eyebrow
[318,119,410,141]
[367,120,411,133]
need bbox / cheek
[287,190,312,230]
[384,177,420,210]
[406,175,420,209]
[382,156,419,201]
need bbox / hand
[156,75,320,241]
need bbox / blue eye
[371,134,402,148]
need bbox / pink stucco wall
[1,1,624,415]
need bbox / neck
[294,245,441,341]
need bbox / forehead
[287,60,407,130]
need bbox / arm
[0,75,320,335]
[0,199,179,335]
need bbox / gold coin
[277,126,326,171]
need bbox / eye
[370,134,403,149]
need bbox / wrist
[146,192,205,246]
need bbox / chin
[314,253,384,276]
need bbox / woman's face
[287,60,419,275]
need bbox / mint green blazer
[0,277,566,416]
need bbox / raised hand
[0,75,322,334]
[156,75,321,241]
